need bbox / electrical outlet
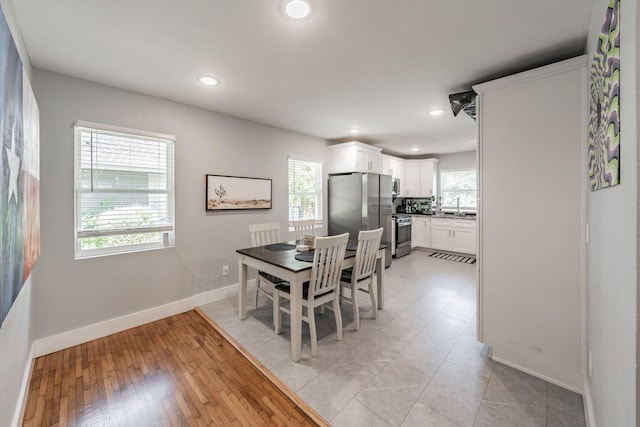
[222,265,229,275]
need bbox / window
[440,168,477,211]
[74,121,175,258]
[288,157,323,226]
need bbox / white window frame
[287,156,323,229]
[439,167,477,211]
[73,121,175,259]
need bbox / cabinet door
[368,151,382,173]
[405,162,421,197]
[355,148,368,171]
[410,218,421,248]
[396,160,406,190]
[420,159,438,197]
[424,217,432,248]
[410,217,424,248]
[451,227,476,254]
[430,225,451,250]
[388,157,398,178]
[382,156,391,175]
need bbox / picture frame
[206,174,272,211]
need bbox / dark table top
[237,241,386,273]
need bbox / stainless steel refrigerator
[328,173,392,267]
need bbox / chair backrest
[249,222,281,247]
[352,228,384,282]
[293,219,316,241]
[308,233,349,299]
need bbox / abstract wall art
[0,6,40,328]
[588,0,620,191]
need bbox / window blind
[288,157,323,224]
[440,168,477,209]
[74,122,175,258]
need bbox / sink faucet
[456,197,460,216]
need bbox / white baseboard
[582,374,596,427]
[33,282,241,358]
[491,356,583,394]
[12,344,35,427]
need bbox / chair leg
[273,291,281,335]
[255,279,261,310]
[308,305,317,357]
[352,284,360,331]
[369,280,377,319]
[333,296,343,341]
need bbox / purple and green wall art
[0,5,40,328]
[588,0,620,191]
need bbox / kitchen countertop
[400,212,477,220]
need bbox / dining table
[237,241,386,362]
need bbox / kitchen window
[74,121,175,259]
[288,157,323,226]
[440,168,477,211]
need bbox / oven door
[396,221,412,247]
[395,221,412,257]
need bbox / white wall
[0,1,36,426]
[474,57,586,391]
[585,0,637,425]
[30,69,329,340]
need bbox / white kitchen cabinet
[411,216,430,248]
[381,155,398,178]
[396,159,406,190]
[405,159,439,197]
[328,141,382,174]
[429,218,476,254]
[420,159,438,197]
[405,161,421,197]
[430,220,451,250]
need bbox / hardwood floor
[22,309,327,426]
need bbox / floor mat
[429,251,476,264]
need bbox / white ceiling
[12,0,594,157]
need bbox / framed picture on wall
[206,174,272,211]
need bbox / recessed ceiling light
[429,109,445,116]
[411,147,419,152]
[283,0,312,20]
[350,128,360,134]
[198,76,219,86]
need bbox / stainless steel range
[393,214,412,258]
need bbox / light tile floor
[199,250,586,427]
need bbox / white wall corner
[582,374,597,427]
[11,344,35,427]
[32,281,246,358]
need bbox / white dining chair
[339,228,383,331]
[249,222,288,309]
[292,219,316,242]
[273,232,349,357]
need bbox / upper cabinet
[381,155,406,181]
[328,141,382,174]
[405,159,439,197]
[420,159,438,197]
[381,155,397,178]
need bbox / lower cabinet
[429,218,476,255]
[411,216,431,248]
